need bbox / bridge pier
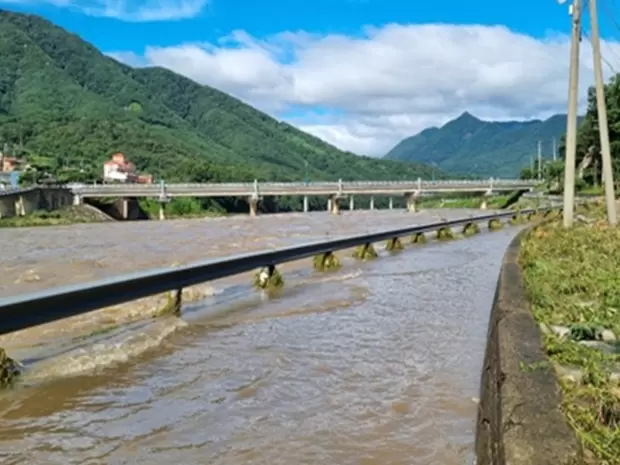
[480,192,493,210]
[14,196,25,217]
[303,195,309,213]
[330,195,343,215]
[248,196,261,217]
[389,197,393,210]
[405,193,418,212]
[349,196,355,211]
[121,198,129,219]
[327,198,332,213]
[158,203,166,221]
[73,194,83,206]
[369,196,375,210]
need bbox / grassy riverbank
[418,195,509,209]
[520,202,620,462]
[0,205,111,228]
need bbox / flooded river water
[0,209,520,465]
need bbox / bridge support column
[14,196,25,217]
[480,188,492,210]
[73,194,83,206]
[158,203,166,220]
[405,193,418,212]
[369,196,375,210]
[303,195,309,213]
[121,198,129,219]
[248,196,261,217]
[330,195,342,215]
[349,196,355,211]
[389,197,393,210]
[327,198,332,212]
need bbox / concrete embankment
[475,228,580,464]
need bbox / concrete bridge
[0,178,538,219]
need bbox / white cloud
[108,23,620,154]
[0,0,207,21]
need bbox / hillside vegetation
[0,10,444,211]
[385,112,578,178]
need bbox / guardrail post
[462,221,481,236]
[488,217,503,230]
[254,264,284,290]
[352,243,378,260]
[313,251,341,271]
[0,348,20,388]
[385,237,404,252]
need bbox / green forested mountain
[0,9,441,192]
[385,112,578,178]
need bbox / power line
[582,28,618,73]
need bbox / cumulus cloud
[0,0,207,21]
[108,24,620,154]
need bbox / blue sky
[3,0,620,155]
[4,0,579,51]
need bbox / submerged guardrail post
[154,288,183,317]
[254,264,284,290]
[436,226,455,240]
[0,348,20,388]
[353,243,378,260]
[462,221,481,236]
[313,251,341,271]
[385,237,404,252]
[488,217,504,230]
[411,232,427,244]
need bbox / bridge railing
[0,208,549,336]
[66,179,539,190]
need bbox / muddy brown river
[0,209,520,465]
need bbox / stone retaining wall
[475,228,581,464]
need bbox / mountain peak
[384,113,571,177]
[455,111,480,122]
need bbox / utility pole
[537,140,543,180]
[563,0,582,227]
[589,0,617,225]
[553,137,557,161]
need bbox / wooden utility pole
[589,0,617,225]
[563,0,582,227]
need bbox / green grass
[520,202,620,462]
[0,206,104,228]
[418,195,509,209]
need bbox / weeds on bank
[0,207,102,228]
[520,202,620,463]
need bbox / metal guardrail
[0,207,550,336]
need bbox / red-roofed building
[103,153,138,183]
